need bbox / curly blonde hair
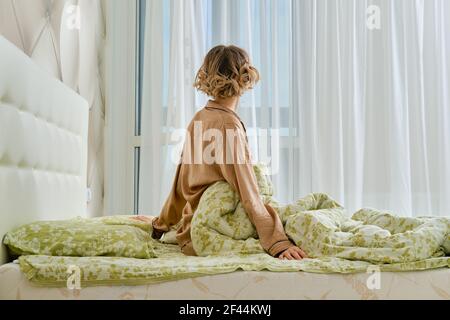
[194,45,260,99]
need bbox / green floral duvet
[191,165,450,264]
[6,165,450,287]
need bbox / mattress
[1,262,449,300]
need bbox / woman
[138,45,307,260]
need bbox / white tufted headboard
[0,36,88,264]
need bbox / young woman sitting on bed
[134,45,307,260]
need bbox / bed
[1,262,449,300]
[0,35,449,300]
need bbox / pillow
[3,215,155,259]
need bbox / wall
[0,0,106,217]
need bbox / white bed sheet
[0,263,449,300]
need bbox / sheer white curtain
[140,0,450,217]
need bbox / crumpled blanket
[191,165,450,264]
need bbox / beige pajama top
[152,100,294,257]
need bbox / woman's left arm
[218,122,297,257]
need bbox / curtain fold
[140,0,450,217]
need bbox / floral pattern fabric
[18,253,449,287]
[191,165,450,264]
[4,216,156,259]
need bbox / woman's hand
[130,215,154,224]
[131,216,165,239]
[279,246,308,260]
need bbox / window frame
[104,0,139,215]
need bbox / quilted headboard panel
[0,36,88,264]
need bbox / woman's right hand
[130,215,154,224]
[279,246,308,260]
